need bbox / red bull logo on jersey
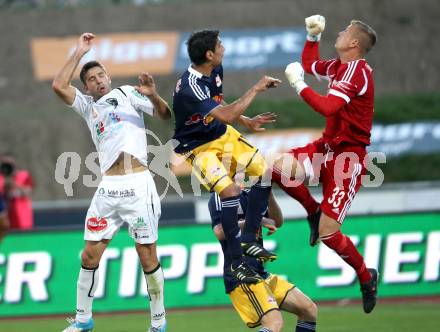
[87,217,108,232]
[184,114,213,126]
[212,95,224,104]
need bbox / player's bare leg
[63,240,109,332]
[272,155,320,245]
[280,288,317,331]
[136,242,166,332]
[319,213,378,313]
[260,309,284,332]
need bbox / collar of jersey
[92,88,114,104]
[188,65,203,79]
[338,58,366,66]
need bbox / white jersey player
[53,33,170,332]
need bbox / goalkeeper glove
[305,15,326,42]
[285,62,308,94]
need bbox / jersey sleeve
[121,85,154,116]
[311,59,337,82]
[328,61,367,104]
[69,88,93,117]
[186,80,220,118]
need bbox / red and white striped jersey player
[272,16,379,314]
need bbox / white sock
[144,264,166,327]
[75,265,99,323]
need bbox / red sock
[321,231,372,284]
[272,168,319,215]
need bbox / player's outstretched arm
[237,112,277,132]
[210,76,281,124]
[52,33,95,105]
[135,72,171,120]
[285,62,345,117]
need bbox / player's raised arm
[217,95,277,132]
[52,33,95,105]
[210,76,281,124]
[302,15,326,74]
[134,72,171,120]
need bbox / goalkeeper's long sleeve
[299,87,346,117]
[302,40,321,75]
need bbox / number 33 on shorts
[328,187,345,208]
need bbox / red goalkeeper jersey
[301,41,375,146]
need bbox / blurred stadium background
[0,0,439,331]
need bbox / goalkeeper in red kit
[272,15,379,313]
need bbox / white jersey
[70,85,154,173]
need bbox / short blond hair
[351,20,377,53]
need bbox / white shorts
[84,170,161,244]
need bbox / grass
[1,302,438,332]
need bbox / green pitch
[1,303,438,331]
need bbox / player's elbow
[320,108,338,117]
[311,102,343,117]
[210,105,239,124]
[301,56,314,75]
[52,79,68,96]
[302,62,314,75]
[158,108,172,120]
[52,80,62,94]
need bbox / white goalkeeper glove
[285,62,308,94]
[305,15,326,42]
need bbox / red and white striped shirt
[301,40,375,146]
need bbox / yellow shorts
[229,274,295,328]
[183,125,267,193]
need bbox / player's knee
[318,213,340,237]
[304,301,318,321]
[80,249,99,268]
[262,310,283,332]
[219,183,240,198]
[136,244,159,271]
[270,317,284,332]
